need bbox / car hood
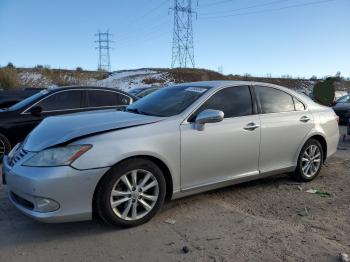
[23,110,163,152]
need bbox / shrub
[0,68,19,90]
[6,62,15,69]
[313,77,336,106]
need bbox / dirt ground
[0,130,349,262]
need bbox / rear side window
[293,98,305,111]
[87,90,130,107]
[194,86,253,119]
[255,86,294,114]
[37,90,82,111]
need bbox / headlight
[23,145,92,167]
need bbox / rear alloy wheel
[294,139,323,182]
[95,159,166,227]
[0,133,11,162]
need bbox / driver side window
[190,86,253,121]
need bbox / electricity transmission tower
[171,0,197,68]
[95,30,113,71]
[218,66,224,74]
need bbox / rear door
[180,86,260,190]
[254,85,314,173]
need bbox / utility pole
[171,0,197,68]
[218,66,224,74]
[95,30,113,71]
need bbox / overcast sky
[0,0,349,78]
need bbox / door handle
[243,122,260,131]
[300,116,311,123]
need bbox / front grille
[9,146,28,166]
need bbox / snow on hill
[92,69,175,91]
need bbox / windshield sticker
[185,87,207,93]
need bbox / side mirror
[30,106,42,116]
[195,109,224,131]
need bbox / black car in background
[128,87,160,98]
[0,88,44,108]
[333,94,350,124]
[0,86,135,159]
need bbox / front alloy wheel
[95,158,166,227]
[110,169,159,221]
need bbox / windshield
[126,86,210,117]
[9,90,48,111]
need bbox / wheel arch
[298,133,328,163]
[93,155,174,208]
[309,134,327,162]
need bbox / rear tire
[94,158,166,227]
[0,133,11,162]
[293,139,324,182]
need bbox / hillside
[1,67,349,95]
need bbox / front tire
[95,158,166,227]
[294,139,324,182]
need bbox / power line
[200,0,233,8]
[171,0,197,68]
[117,30,171,51]
[95,30,113,71]
[200,0,291,16]
[114,0,170,40]
[200,0,337,19]
[116,16,170,46]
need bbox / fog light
[34,197,60,212]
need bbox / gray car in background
[3,81,339,227]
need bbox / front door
[180,86,260,190]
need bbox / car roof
[173,80,284,89]
[47,86,136,99]
[172,80,313,105]
[174,80,300,94]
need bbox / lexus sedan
[3,81,339,227]
[0,86,135,160]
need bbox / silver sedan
[3,81,339,227]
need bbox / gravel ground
[0,131,349,262]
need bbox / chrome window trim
[21,88,133,115]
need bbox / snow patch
[92,69,174,91]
